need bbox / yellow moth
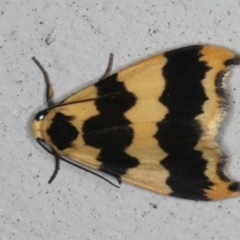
[32,45,240,201]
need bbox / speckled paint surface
[1,0,240,239]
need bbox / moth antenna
[99,53,114,80]
[48,153,60,184]
[32,57,54,106]
[37,139,120,188]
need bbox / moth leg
[99,53,114,80]
[100,167,122,185]
[116,176,122,184]
[32,57,54,107]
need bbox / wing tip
[225,55,240,66]
[228,181,240,192]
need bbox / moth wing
[55,45,240,200]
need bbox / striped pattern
[32,45,240,200]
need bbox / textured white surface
[1,0,240,239]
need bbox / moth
[31,45,240,201]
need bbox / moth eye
[35,110,49,121]
[38,115,45,120]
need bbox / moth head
[31,109,50,141]
[32,108,79,151]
